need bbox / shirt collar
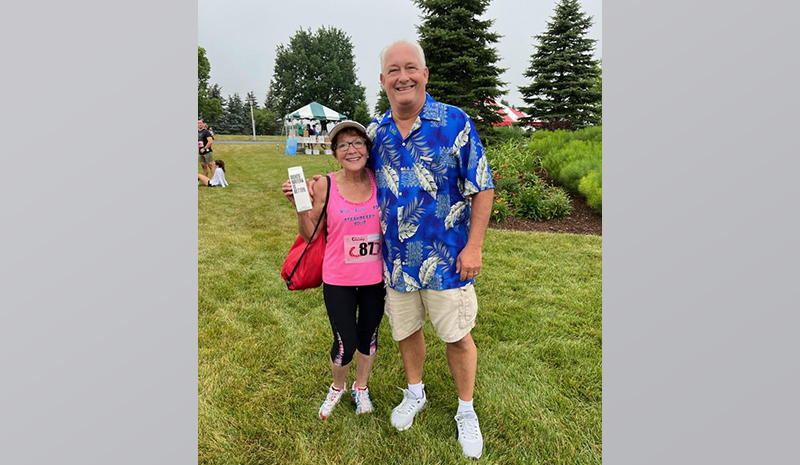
[378,93,440,127]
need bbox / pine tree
[414,0,506,136]
[519,0,601,129]
[246,92,259,110]
[224,93,249,134]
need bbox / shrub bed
[486,127,602,216]
[486,140,572,222]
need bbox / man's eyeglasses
[336,139,366,152]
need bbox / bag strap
[286,175,331,286]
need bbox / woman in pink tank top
[282,121,385,420]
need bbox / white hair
[379,40,426,72]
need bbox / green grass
[213,134,287,142]
[198,144,602,464]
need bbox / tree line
[198,0,601,136]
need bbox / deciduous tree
[268,27,367,119]
[198,47,224,122]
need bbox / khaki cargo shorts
[384,284,478,343]
[198,151,214,164]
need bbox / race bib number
[344,234,381,264]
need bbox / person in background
[198,159,227,187]
[307,123,317,152]
[198,120,214,177]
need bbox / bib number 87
[358,242,378,256]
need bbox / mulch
[488,170,602,236]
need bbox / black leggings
[322,282,386,366]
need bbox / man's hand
[455,245,482,281]
[307,174,324,194]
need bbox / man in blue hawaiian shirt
[366,40,495,460]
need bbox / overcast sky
[198,0,601,114]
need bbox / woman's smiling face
[334,130,368,171]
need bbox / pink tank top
[322,169,383,286]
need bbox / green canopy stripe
[309,102,327,120]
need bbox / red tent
[489,101,541,129]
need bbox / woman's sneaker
[390,387,427,431]
[351,382,374,414]
[318,384,346,420]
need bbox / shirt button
[399,192,403,196]
[402,142,406,146]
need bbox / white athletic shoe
[455,411,483,459]
[318,384,346,420]
[351,382,375,414]
[390,387,427,431]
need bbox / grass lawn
[213,134,287,142]
[198,142,602,464]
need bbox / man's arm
[455,188,495,281]
[203,134,214,151]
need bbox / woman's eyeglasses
[336,139,366,152]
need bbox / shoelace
[323,388,343,408]
[395,389,421,414]
[355,389,372,405]
[456,414,480,440]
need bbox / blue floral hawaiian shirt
[366,93,495,292]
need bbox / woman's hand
[282,179,314,206]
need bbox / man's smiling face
[380,42,429,111]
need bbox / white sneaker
[390,387,427,431]
[455,411,483,459]
[318,384,346,420]
[351,382,374,414]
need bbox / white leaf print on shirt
[381,165,400,198]
[419,255,440,287]
[397,198,424,241]
[413,163,438,199]
[445,201,466,230]
[403,272,421,292]
[476,156,491,190]
[450,120,471,154]
[461,179,479,198]
[391,257,402,286]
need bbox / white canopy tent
[285,102,348,122]
[283,102,349,140]
[283,102,348,155]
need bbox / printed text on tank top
[331,170,379,265]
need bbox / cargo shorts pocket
[458,285,478,329]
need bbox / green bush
[486,139,542,176]
[514,184,546,220]
[579,170,602,213]
[492,165,522,195]
[490,196,510,223]
[542,140,601,180]
[559,157,602,192]
[539,188,572,220]
[483,125,529,147]
[513,181,572,221]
